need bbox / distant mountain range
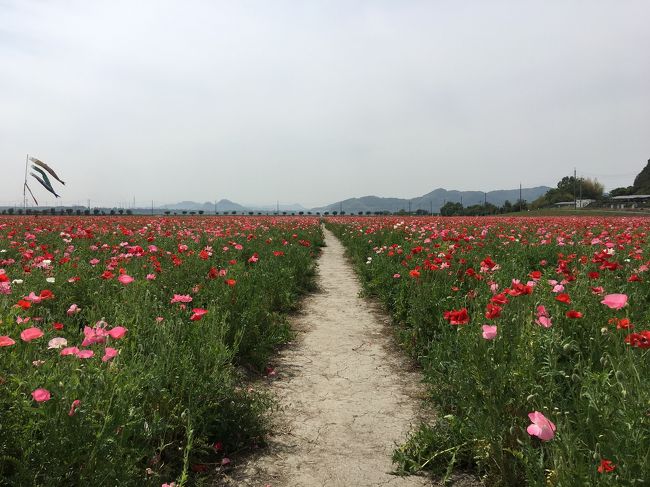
[160,187,550,214]
[160,199,307,213]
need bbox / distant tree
[340,211,345,215]
[324,211,329,216]
[332,211,337,216]
[198,210,204,215]
[632,159,650,193]
[110,209,116,215]
[189,211,196,215]
[164,211,170,215]
[65,208,73,215]
[609,187,634,197]
[555,176,603,200]
[358,211,364,215]
[126,209,133,215]
[248,211,254,215]
[515,199,528,211]
[118,209,124,215]
[440,202,463,216]
[299,211,304,215]
[93,208,100,215]
[231,211,236,215]
[84,209,90,215]
[7,208,14,215]
[282,211,287,215]
[182,210,187,215]
[50,208,56,215]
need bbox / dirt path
[227,228,430,486]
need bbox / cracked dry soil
[224,228,430,487]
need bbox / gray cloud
[1,0,648,208]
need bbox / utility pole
[151,200,154,216]
[214,200,217,215]
[340,201,342,214]
[573,168,577,209]
[519,183,522,212]
[276,200,279,213]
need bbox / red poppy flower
[555,293,571,304]
[625,331,650,348]
[490,293,509,305]
[565,310,583,319]
[597,459,615,473]
[444,308,470,325]
[39,289,54,300]
[485,303,502,320]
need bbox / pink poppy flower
[68,399,81,416]
[81,325,107,346]
[67,303,81,316]
[170,294,192,304]
[102,347,119,362]
[600,294,628,310]
[20,327,44,342]
[393,273,401,278]
[190,308,208,321]
[60,346,80,356]
[32,388,51,402]
[118,274,134,285]
[535,305,552,328]
[482,325,498,340]
[107,326,128,339]
[146,273,156,280]
[25,291,43,303]
[0,335,16,347]
[526,411,556,441]
[89,258,100,266]
[48,337,68,349]
[76,349,95,359]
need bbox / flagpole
[24,154,29,211]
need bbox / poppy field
[327,216,650,486]
[0,215,322,486]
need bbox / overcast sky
[1,0,649,208]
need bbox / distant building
[609,195,650,209]
[554,199,595,209]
